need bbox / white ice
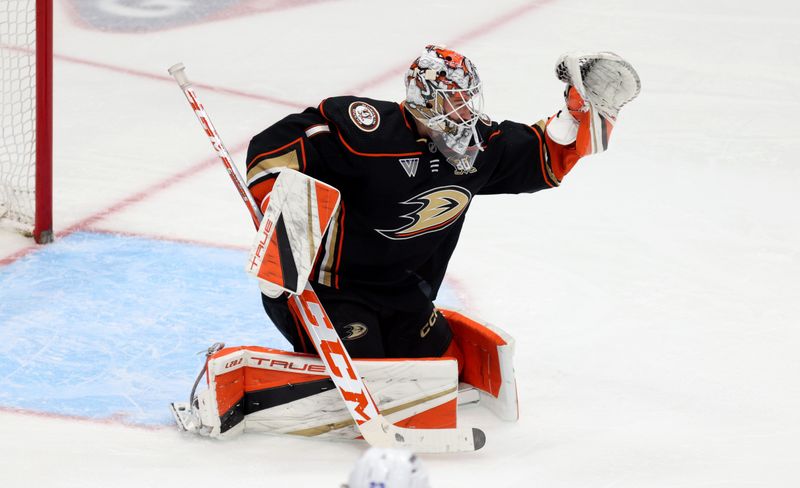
[2,0,799,486]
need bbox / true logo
[376,186,472,240]
[399,158,419,177]
[348,101,380,132]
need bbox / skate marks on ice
[0,231,463,426]
[0,231,279,425]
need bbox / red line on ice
[0,405,169,431]
[0,0,554,265]
[57,142,246,237]
[344,0,556,94]
[55,52,309,110]
[88,228,249,252]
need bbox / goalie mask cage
[0,0,52,244]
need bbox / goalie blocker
[171,308,518,439]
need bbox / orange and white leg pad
[443,310,519,422]
[173,346,459,439]
[170,311,519,438]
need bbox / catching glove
[546,51,641,156]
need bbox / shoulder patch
[348,101,380,132]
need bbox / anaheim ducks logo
[348,101,380,132]
[342,322,368,341]
[377,186,472,240]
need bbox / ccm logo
[251,356,327,373]
[294,293,375,424]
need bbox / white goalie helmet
[405,45,485,170]
[343,448,431,488]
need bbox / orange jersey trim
[320,99,422,158]
[336,130,423,158]
[318,99,330,121]
[398,102,413,130]
[333,202,346,289]
[526,124,556,188]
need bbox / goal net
[0,0,52,243]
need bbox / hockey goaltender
[170,45,640,450]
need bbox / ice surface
[1,0,799,487]
[0,232,286,424]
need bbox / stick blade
[472,428,487,450]
[361,418,486,452]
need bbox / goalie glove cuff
[545,85,588,145]
[549,80,620,157]
[546,107,578,145]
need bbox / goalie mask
[343,448,430,488]
[405,45,484,172]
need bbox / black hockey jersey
[246,96,563,306]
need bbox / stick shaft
[290,287,381,423]
[168,63,262,229]
[168,61,383,433]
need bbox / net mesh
[0,0,37,230]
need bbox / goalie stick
[168,63,263,229]
[168,63,485,452]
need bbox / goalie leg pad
[441,310,519,422]
[186,346,460,439]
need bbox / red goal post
[0,0,53,244]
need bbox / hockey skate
[169,342,225,435]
